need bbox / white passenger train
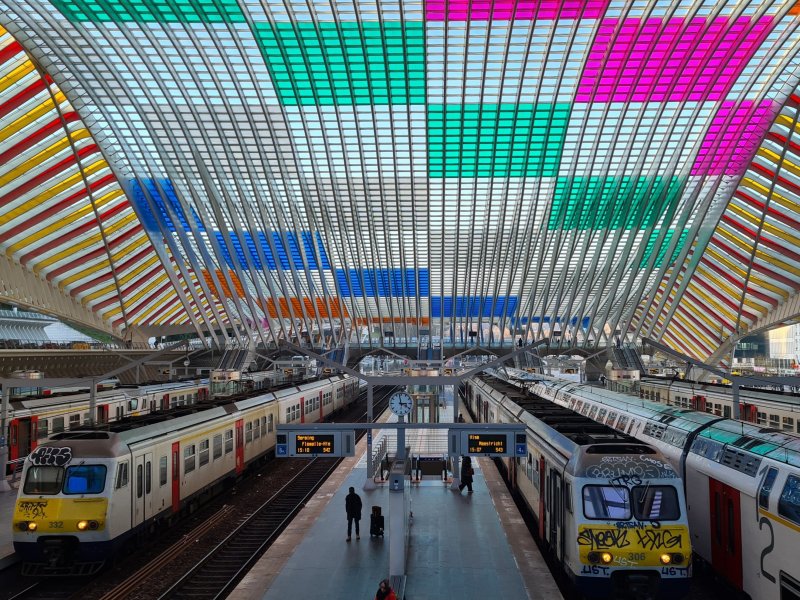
[4,380,211,472]
[12,375,360,574]
[527,375,800,600]
[465,374,692,599]
[639,376,800,433]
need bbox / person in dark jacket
[375,578,397,600]
[458,455,474,493]
[345,486,362,541]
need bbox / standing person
[345,486,362,541]
[457,413,465,423]
[375,578,397,600]
[458,455,474,493]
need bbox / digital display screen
[295,434,335,454]
[467,433,506,454]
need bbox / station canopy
[1,0,800,359]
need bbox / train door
[171,442,180,513]
[483,400,489,423]
[235,419,244,475]
[548,469,564,562]
[538,457,546,539]
[739,404,757,423]
[319,391,324,421]
[299,397,305,424]
[97,404,109,425]
[709,478,743,590]
[133,454,152,526]
[162,394,170,411]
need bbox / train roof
[535,376,800,469]
[39,431,129,458]
[640,375,800,403]
[472,374,637,458]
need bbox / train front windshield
[583,485,681,521]
[23,465,107,495]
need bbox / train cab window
[631,486,680,520]
[159,456,168,486]
[128,399,138,411]
[69,414,81,430]
[582,485,631,520]
[184,445,196,474]
[24,466,64,495]
[64,465,107,495]
[778,475,800,527]
[213,434,223,460]
[115,462,129,489]
[224,430,233,454]
[760,467,778,509]
[199,440,210,466]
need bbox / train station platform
[229,402,562,600]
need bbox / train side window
[261,416,267,436]
[245,422,253,443]
[145,462,152,494]
[565,483,573,514]
[254,420,261,440]
[224,430,233,454]
[770,415,780,428]
[582,485,631,520]
[617,415,628,431]
[136,464,143,499]
[268,414,274,433]
[780,571,800,600]
[723,406,731,418]
[759,467,778,509]
[38,419,48,439]
[213,434,223,460]
[115,461,129,489]
[199,440,210,466]
[778,475,800,526]
[783,417,794,432]
[159,456,167,486]
[184,445,196,474]
[69,414,81,430]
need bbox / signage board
[457,430,527,457]
[278,430,356,457]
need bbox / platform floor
[230,402,561,600]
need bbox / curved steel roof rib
[0,0,799,359]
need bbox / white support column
[363,383,376,490]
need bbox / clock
[389,391,413,417]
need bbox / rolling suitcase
[370,506,384,536]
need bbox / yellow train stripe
[759,507,800,534]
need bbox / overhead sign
[277,430,356,458]
[453,430,527,458]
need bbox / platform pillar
[363,383,376,490]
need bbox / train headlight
[670,553,684,564]
[660,554,672,564]
[77,520,89,531]
[588,551,613,564]
[27,522,37,532]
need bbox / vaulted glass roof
[1,0,799,356]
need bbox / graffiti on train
[583,455,676,479]
[29,446,73,467]
[578,527,684,551]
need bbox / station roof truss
[1,0,799,359]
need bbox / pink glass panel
[577,17,774,103]
[692,100,776,176]
[425,0,609,21]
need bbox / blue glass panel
[431,296,518,317]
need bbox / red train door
[709,478,743,590]
[30,416,38,453]
[162,394,170,411]
[97,405,109,425]
[235,419,244,475]
[171,442,180,513]
[8,419,19,462]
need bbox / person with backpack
[345,486,362,541]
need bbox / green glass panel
[427,103,569,178]
[255,21,425,106]
[547,176,685,231]
[51,0,244,22]
[639,229,689,268]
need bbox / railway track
[157,458,339,599]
